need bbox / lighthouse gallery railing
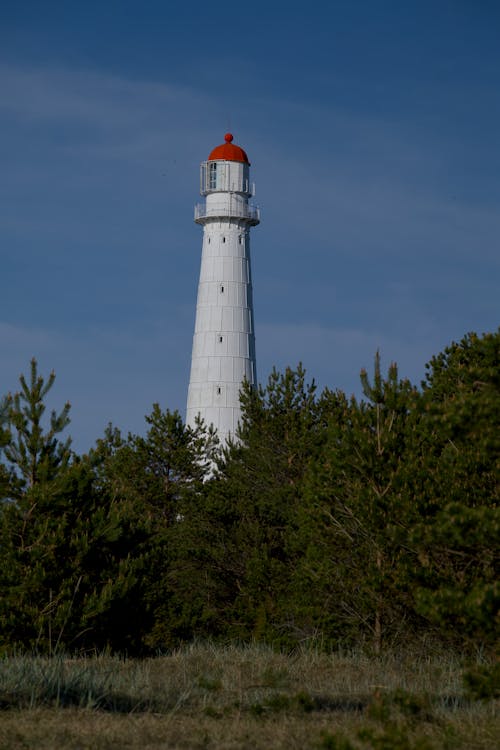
[194,202,260,224]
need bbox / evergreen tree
[0,363,147,654]
[406,330,500,651]
[168,366,327,646]
[90,406,219,649]
[3,358,71,493]
[2,331,496,654]
[298,354,421,651]
[0,459,147,654]
[94,406,218,521]
[0,395,13,498]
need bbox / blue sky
[1,1,499,452]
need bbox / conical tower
[186,133,259,444]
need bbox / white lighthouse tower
[186,133,259,445]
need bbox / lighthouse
[186,133,259,445]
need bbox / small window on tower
[216,386,221,395]
[222,237,226,243]
[208,237,211,244]
[239,235,242,244]
[209,162,217,189]
[220,286,224,293]
[219,336,223,343]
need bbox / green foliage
[0,458,148,654]
[94,406,217,521]
[463,661,500,700]
[318,735,356,750]
[0,331,498,656]
[3,358,71,492]
[0,362,150,654]
[0,395,14,497]
[296,355,422,650]
[0,394,10,448]
[406,330,500,650]
[166,365,327,646]
[87,405,220,650]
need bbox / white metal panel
[220,357,233,381]
[210,306,223,330]
[207,357,221,381]
[221,307,232,330]
[238,333,249,357]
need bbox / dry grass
[0,643,498,749]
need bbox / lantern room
[200,133,252,197]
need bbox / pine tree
[0,362,148,654]
[170,366,326,646]
[406,330,500,651]
[90,406,219,650]
[3,358,71,492]
[298,354,421,651]
[0,395,13,498]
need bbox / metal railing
[194,202,260,224]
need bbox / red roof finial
[224,133,233,143]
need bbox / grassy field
[0,643,498,749]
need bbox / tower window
[209,162,217,189]
[220,286,224,293]
[239,235,242,244]
[222,237,226,243]
[208,237,211,244]
[216,386,221,395]
[219,336,223,343]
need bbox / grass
[0,643,498,748]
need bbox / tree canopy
[0,331,498,656]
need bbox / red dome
[208,133,250,164]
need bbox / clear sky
[1,1,499,452]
